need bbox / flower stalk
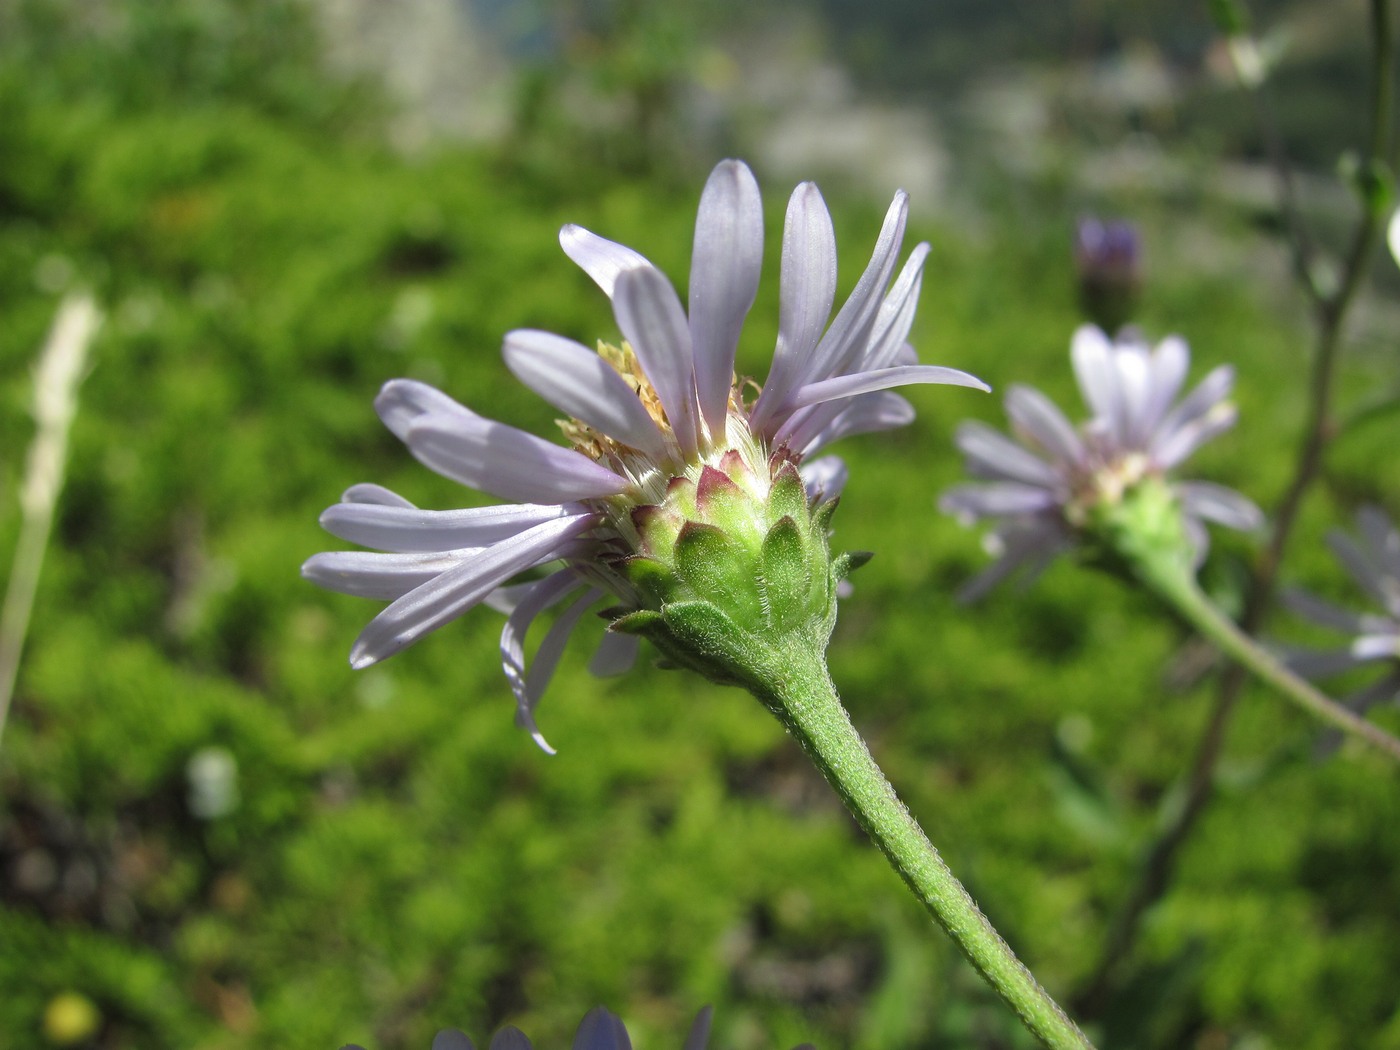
[1105,486,1400,763]
[746,643,1095,1050]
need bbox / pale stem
[752,645,1096,1050]
[1138,558,1400,765]
[0,294,101,753]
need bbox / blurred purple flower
[341,1005,815,1050]
[1074,215,1141,333]
[940,325,1262,599]
[1283,507,1400,718]
[305,159,986,749]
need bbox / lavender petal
[1142,335,1189,433]
[1152,401,1238,470]
[349,514,599,668]
[500,569,587,755]
[558,224,651,297]
[572,1008,632,1050]
[503,329,666,458]
[788,364,989,410]
[1176,481,1263,532]
[321,500,578,553]
[862,242,931,372]
[612,264,700,458]
[939,482,1061,521]
[799,454,849,502]
[589,630,640,677]
[801,391,914,457]
[375,379,471,443]
[1070,326,1123,438]
[405,411,629,504]
[487,1029,532,1050]
[751,182,838,433]
[302,549,472,600]
[1005,385,1084,465]
[1151,364,1234,458]
[1282,587,1373,633]
[342,483,416,508]
[689,159,764,433]
[801,191,909,387]
[683,1007,714,1050]
[954,420,1063,488]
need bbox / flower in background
[1074,215,1141,334]
[305,159,986,749]
[940,324,1262,599]
[341,1006,814,1050]
[1283,507,1400,719]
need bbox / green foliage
[3,4,1400,1050]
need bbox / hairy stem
[753,646,1095,1050]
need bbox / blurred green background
[2,1,1399,1047]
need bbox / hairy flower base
[607,451,867,690]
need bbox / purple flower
[341,1005,815,1050]
[1283,507,1400,718]
[940,324,1262,598]
[305,159,986,750]
[1074,216,1141,333]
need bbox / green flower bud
[611,456,866,691]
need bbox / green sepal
[608,608,666,636]
[766,461,808,526]
[617,555,674,607]
[760,515,812,630]
[659,600,767,687]
[672,521,762,624]
[834,550,874,581]
[813,496,840,533]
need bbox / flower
[1073,215,1141,333]
[940,324,1262,598]
[340,1005,814,1050]
[305,159,986,750]
[1283,507,1400,719]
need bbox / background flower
[1284,506,1400,719]
[940,324,1262,597]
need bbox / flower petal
[503,329,666,458]
[798,454,849,501]
[751,182,838,433]
[320,500,578,553]
[558,224,651,297]
[405,410,629,504]
[777,364,988,451]
[375,379,470,443]
[1005,385,1084,465]
[612,264,700,457]
[1070,325,1122,435]
[1176,481,1263,532]
[349,513,599,668]
[1152,401,1238,469]
[342,483,416,508]
[1328,527,1396,609]
[1151,364,1234,459]
[572,1008,632,1050]
[1283,587,1378,634]
[689,159,763,433]
[590,630,640,677]
[1143,335,1189,432]
[433,1030,478,1050]
[939,482,1062,521]
[1356,505,1400,588]
[487,1029,530,1050]
[302,549,475,600]
[499,570,588,755]
[801,391,914,457]
[954,420,1063,488]
[801,191,909,387]
[683,1007,713,1050]
[862,242,931,372]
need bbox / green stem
[1138,558,1400,764]
[751,643,1095,1050]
